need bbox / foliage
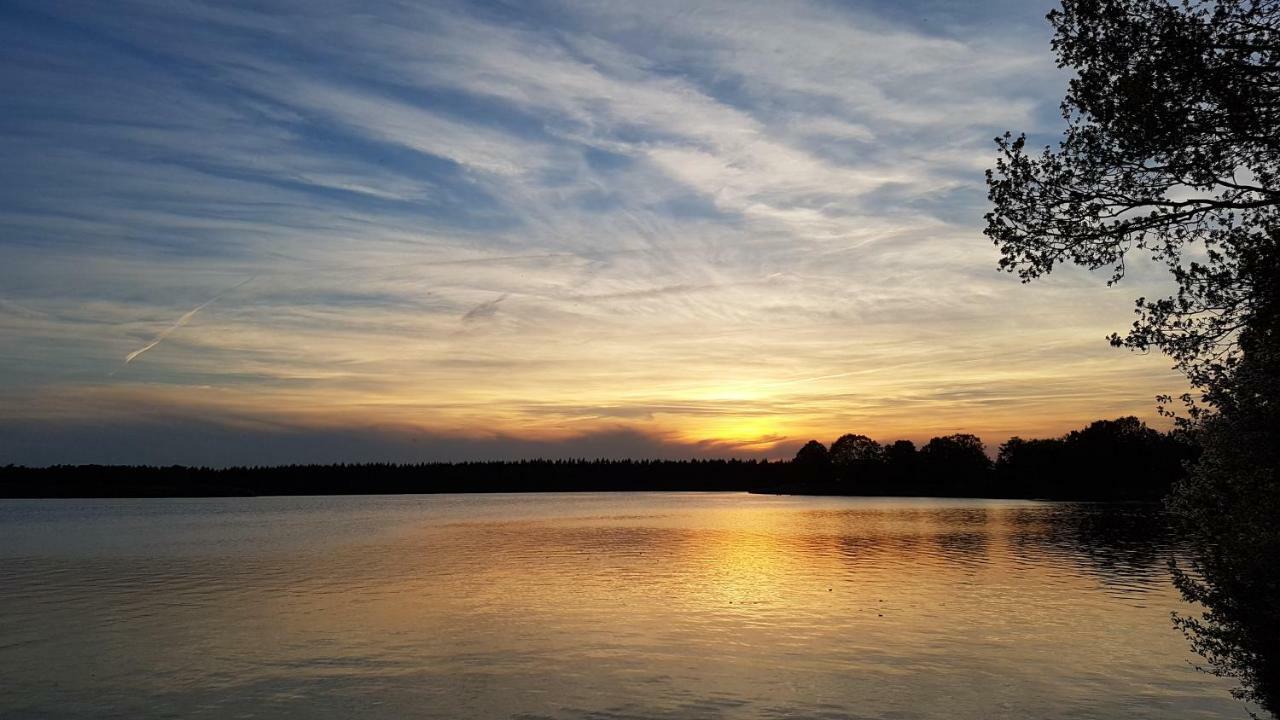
[985,0,1280,402]
[0,459,785,497]
[986,0,1280,712]
[1168,407,1280,716]
[785,419,1181,500]
[1168,305,1280,717]
[793,440,831,468]
[996,416,1192,499]
[919,434,992,492]
[883,440,920,484]
[830,434,884,484]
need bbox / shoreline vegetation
[1,416,1191,500]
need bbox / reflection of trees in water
[805,503,1179,584]
[460,506,1179,596]
[930,508,992,568]
[817,503,1175,587]
[827,532,929,569]
[930,531,989,566]
[788,502,1187,586]
[807,507,992,570]
[1168,405,1280,719]
[1004,504,1173,589]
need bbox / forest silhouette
[0,415,1190,501]
[782,416,1191,500]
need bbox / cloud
[0,0,1186,463]
[460,293,509,323]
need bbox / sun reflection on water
[0,494,1241,719]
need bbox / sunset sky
[0,0,1187,465]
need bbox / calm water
[0,493,1246,719]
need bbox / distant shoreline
[0,461,1174,501]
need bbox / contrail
[123,277,254,365]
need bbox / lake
[0,493,1245,718]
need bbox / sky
[0,0,1188,466]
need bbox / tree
[996,436,1069,497]
[987,0,1279,712]
[883,439,919,485]
[829,433,884,485]
[986,0,1279,402]
[995,417,1192,499]
[918,434,992,493]
[829,433,883,466]
[1168,367,1280,716]
[1064,416,1189,496]
[791,440,832,483]
[793,440,831,467]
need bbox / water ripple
[0,494,1240,719]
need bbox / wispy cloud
[0,0,1185,463]
[461,293,508,323]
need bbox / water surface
[0,493,1243,718]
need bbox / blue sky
[0,0,1185,465]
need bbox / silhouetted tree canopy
[790,439,832,483]
[829,433,884,485]
[772,420,1183,500]
[0,459,784,497]
[829,434,882,466]
[793,440,831,468]
[997,416,1192,499]
[883,439,920,484]
[988,0,1280,712]
[986,0,1280,401]
[919,434,991,492]
[1168,346,1280,716]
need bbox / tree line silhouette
[0,459,776,498]
[785,416,1192,500]
[0,416,1190,500]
